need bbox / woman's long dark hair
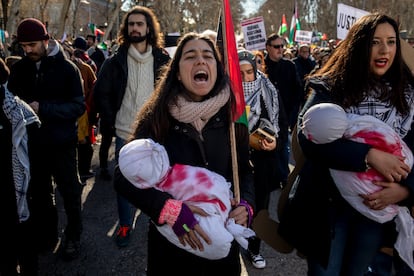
[310,12,412,114]
[131,32,234,143]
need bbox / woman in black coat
[114,32,255,276]
[279,13,414,275]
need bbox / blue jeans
[115,136,133,227]
[307,206,385,276]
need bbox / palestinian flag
[289,1,301,44]
[278,14,288,36]
[217,0,248,127]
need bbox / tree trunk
[71,0,81,39]
[6,0,22,39]
[57,0,71,39]
[1,0,9,29]
[102,0,121,42]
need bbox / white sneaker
[250,252,266,269]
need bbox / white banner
[336,3,369,40]
[295,30,313,44]
[241,16,267,51]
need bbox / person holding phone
[238,49,281,269]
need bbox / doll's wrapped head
[118,138,170,188]
[302,103,349,144]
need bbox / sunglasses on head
[270,44,284,49]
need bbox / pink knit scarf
[169,86,230,133]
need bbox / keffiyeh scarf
[346,85,414,138]
[2,87,40,222]
[242,71,279,134]
[308,77,414,138]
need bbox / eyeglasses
[270,44,284,49]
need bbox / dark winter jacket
[265,56,300,118]
[114,105,255,223]
[7,40,85,146]
[93,44,170,133]
[0,86,56,260]
[292,56,316,105]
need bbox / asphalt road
[38,138,307,275]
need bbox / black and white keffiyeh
[242,71,279,135]
[308,77,414,138]
[346,84,414,139]
[2,86,40,222]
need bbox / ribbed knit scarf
[2,87,41,222]
[169,86,230,134]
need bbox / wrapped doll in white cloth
[302,102,414,270]
[118,138,255,260]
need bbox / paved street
[38,138,307,275]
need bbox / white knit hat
[118,138,170,188]
[302,103,349,144]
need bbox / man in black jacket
[264,33,301,189]
[86,34,105,72]
[7,18,85,261]
[94,5,170,248]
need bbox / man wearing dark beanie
[8,17,85,261]
[16,18,49,43]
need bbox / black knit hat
[17,18,49,42]
[73,36,88,51]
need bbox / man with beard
[7,18,85,261]
[94,6,170,248]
